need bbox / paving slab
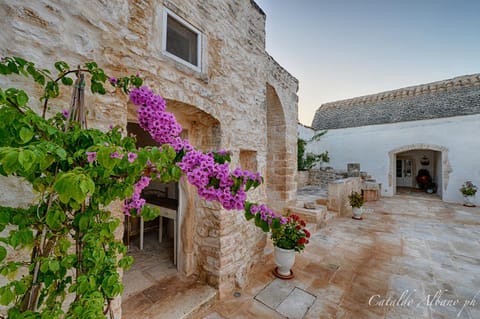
[276,288,316,319]
[254,278,296,309]
[197,195,480,319]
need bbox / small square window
[162,8,201,71]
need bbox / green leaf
[141,205,160,222]
[0,150,19,174]
[84,61,98,71]
[46,209,66,231]
[271,218,281,230]
[19,127,34,144]
[0,246,6,263]
[254,213,261,227]
[0,64,8,74]
[49,260,60,272]
[0,286,14,305]
[0,210,11,225]
[61,77,73,86]
[18,149,35,171]
[78,215,89,232]
[79,177,95,195]
[34,74,45,85]
[245,210,254,221]
[57,239,71,255]
[260,220,270,232]
[13,57,27,67]
[40,261,49,273]
[16,91,28,107]
[7,62,18,74]
[54,61,70,72]
[12,281,26,295]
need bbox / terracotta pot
[274,246,295,276]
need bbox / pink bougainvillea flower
[110,151,124,159]
[127,152,138,163]
[86,151,97,163]
[62,109,69,118]
[109,77,117,85]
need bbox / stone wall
[266,56,299,213]
[0,0,299,314]
[308,169,337,189]
[296,171,309,189]
[327,177,363,217]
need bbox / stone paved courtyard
[197,195,480,319]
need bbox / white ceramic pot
[463,195,476,207]
[274,246,296,276]
[352,207,363,219]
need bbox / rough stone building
[309,74,480,204]
[0,0,299,316]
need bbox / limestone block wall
[0,0,299,308]
[308,169,337,189]
[327,177,362,217]
[266,56,299,213]
[296,171,309,189]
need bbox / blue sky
[254,0,480,125]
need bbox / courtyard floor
[197,195,480,319]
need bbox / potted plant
[460,181,477,207]
[349,191,364,220]
[271,214,310,279]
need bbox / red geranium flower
[304,229,311,238]
[297,237,307,245]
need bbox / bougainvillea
[128,86,280,220]
[0,57,308,319]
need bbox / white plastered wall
[308,114,480,205]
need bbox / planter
[352,207,363,220]
[273,246,295,279]
[463,195,476,207]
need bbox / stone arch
[388,143,451,198]
[127,99,221,277]
[266,83,288,212]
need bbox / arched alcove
[266,84,288,212]
[388,144,450,199]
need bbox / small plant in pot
[460,181,477,207]
[349,191,365,220]
[271,214,310,279]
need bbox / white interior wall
[396,150,435,187]
[308,114,480,205]
[434,152,443,197]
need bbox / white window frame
[162,7,202,72]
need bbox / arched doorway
[123,98,221,298]
[389,144,450,199]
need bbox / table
[142,200,178,265]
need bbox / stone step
[296,196,328,208]
[315,197,328,206]
[305,222,318,234]
[122,275,217,319]
[286,204,327,226]
[325,211,338,222]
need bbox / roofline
[250,0,266,16]
[320,73,480,111]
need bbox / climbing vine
[0,57,289,318]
